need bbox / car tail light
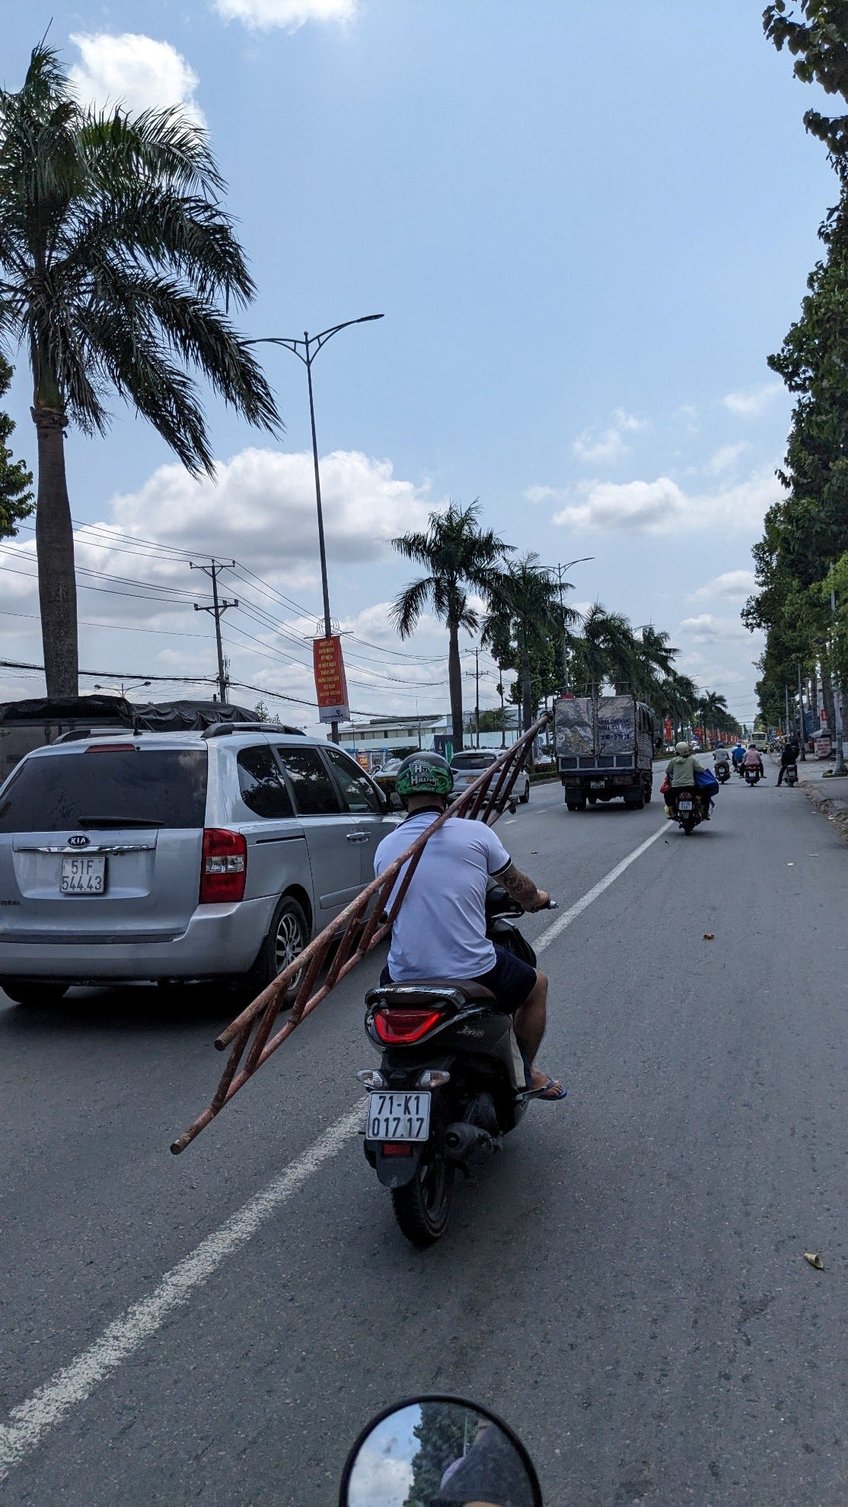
[199,828,247,903]
[373,1008,444,1044]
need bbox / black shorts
[381,943,536,1014]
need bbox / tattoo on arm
[497,862,539,908]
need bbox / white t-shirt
[374,810,512,980]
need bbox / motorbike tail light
[382,1143,414,1157]
[373,1008,444,1044]
[199,828,247,903]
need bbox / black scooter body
[362,897,536,1191]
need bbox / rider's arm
[495,861,549,911]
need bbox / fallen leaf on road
[804,1252,824,1270]
[703,933,715,940]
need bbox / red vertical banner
[663,718,673,744]
[313,635,350,723]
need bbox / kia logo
[68,834,90,848]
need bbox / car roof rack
[53,727,134,743]
[201,721,305,739]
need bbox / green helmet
[395,751,454,798]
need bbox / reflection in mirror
[341,1397,541,1507]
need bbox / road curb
[797,772,848,842]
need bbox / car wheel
[252,895,311,1002]
[0,981,68,1007]
[519,779,530,804]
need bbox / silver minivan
[449,750,530,804]
[0,726,398,1005]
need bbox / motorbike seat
[366,978,497,1009]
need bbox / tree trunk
[32,404,78,696]
[448,619,463,752]
[521,625,532,734]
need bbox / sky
[0,0,839,734]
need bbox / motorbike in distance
[744,764,764,786]
[783,760,798,787]
[358,887,557,1246]
[715,761,731,784]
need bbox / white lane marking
[0,1101,365,1483]
[533,822,669,955]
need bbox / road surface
[1,767,847,1504]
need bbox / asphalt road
[1,766,847,1505]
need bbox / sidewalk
[777,752,848,841]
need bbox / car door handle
[346,831,369,842]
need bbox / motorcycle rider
[665,739,710,819]
[743,743,765,779]
[731,740,746,775]
[373,751,565,1101]
[713,745,730,777]
[777,736,799,786]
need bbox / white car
[449,750,530,804]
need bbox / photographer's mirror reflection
[341,1397,541,1507]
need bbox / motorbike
[340,1395,542,1505]
[358,889,556,1246]
[672,786,704,835]
[744,765,763,786]
[783,761,798,787]
[715,762,730,784]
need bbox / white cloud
[691,569,756,603]
[213,0,357,29]
[708,442,750,474]
[523,484,557,505]
[722,383,783,418]
[572,409,646,466]
[112,448,434,567]
[348,1444,412,1507]
[552,468,780,536]
[679,613,750,643]
[69,33,204,125]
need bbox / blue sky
[0,1,837,729]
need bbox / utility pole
[797,663,807,760]
[830,573,847,776]
[784,684,791,741]
[192,560,238,704]
[475,647,480,747]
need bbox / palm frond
[390,576,435,638]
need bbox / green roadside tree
[391,501,512,751]
[0,44,279,696]
[0,355,33,540]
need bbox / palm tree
[391,501,511,750]
[696,690,737,745]
[631,624,679,701]
[484,554,580,732]
[655,671,698,743]
[0,44,279,695]
[570,603,637,695]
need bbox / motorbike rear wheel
[391,1149,452,1246]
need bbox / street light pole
[542,557,595,691]
[249,314,384,744]
[830,570,847,776]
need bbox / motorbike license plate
[590,780,605,789]
[60,855,106,894]
[367,1091,431,1142]
[678,798,693,812]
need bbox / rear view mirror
[389,790,404,812]
[339,1395,542,1505]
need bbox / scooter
[783,761,798,787]
[672,787,704,835]
[340,1395,542,1505]
[744,765,763,786]
[358,889,557,1246]
[715,762,730,784]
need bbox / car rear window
[0,748,208,832]
[451,753,496,771]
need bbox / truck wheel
[587,793,598,806]
[624,788,645,810]
[643,779,653,805]
[1,981,68,1007]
